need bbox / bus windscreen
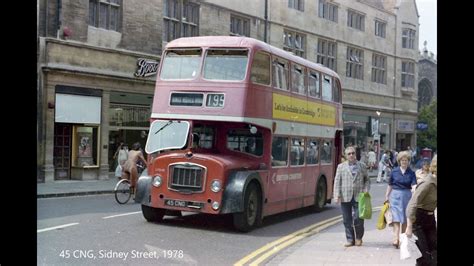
[203,49,248,81]
[160,49,202,80]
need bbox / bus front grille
[169,164,205,192]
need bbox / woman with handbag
[405,155,437,266]
[384,151,417,248]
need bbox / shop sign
[134,58,159,77]
[416,122,428,131]
[397,120,415,132]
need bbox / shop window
[72,125,100,167]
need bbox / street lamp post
[373,111,381,161]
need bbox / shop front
[53,87,102,180]
[108,92,152,171]
[395,119,415,151]
[343,112,392,162]
[38,38,159,182]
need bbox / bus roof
[165,36,340,80]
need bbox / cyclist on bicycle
[121,142,146,193]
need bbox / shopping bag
[115,164,122,178]
[400,233,422,260]
[377,201,389,229]
[358,192,372,219]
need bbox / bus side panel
[319,164,334,200]
[285,166,304,211]
[302,165,320,207]
[264,167,289,217]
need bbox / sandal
[392,240,399,249]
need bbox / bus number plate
[165,199,186,207]
[206,94,224,107]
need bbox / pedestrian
[122,142,146,193]
[415,157,431,184]
[114,142,128,179]
[376,150,392,183]
[406,155,437,265]
[367,148,376,171]
[384,151,417,248]
[333,146,370,247]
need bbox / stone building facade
[417,43,437,111]
[37,0,420,182]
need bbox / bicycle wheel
[114,179,132,204]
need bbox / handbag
[377,201,389,230]
[358,192,372,219]
[114,164,123,178]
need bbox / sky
[416,0,437,55]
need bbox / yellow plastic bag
[377,201,389,230]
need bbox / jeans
[341,196,364,243]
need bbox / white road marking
[102,211,142,219]
[37,223,79,233]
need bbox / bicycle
[114,178,133,204]
[114,162,146,204]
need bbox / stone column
[99,91,110,180]
[43,82,56,182]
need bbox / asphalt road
[37,179,388,265]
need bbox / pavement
[265,209,417,265]
[37,173,119,198]
[37,170,416,265]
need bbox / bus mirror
[250,126,257,134]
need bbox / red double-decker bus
[135,36,343,232]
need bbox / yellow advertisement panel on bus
[272,93,336,126]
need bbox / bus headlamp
[152,175,162,187]
[210,180,221,192]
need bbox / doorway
[54,124,72,180]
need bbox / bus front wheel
[233,182,262,232]
[141,205,165,222]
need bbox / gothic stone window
[283,30,306,58]
[401,61,415,88]
[371,53,386,84]
[230,15,250,37]
[318,0,338,22]
[317,39,337,71]
[402,28,416,49]
[163,0,199,42]
[346,46,364,80]
[89,0,121,31]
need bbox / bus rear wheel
[313,177,327,212]
[141,205,165,222]
[233,182,261,232]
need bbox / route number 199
[206,94,224,107]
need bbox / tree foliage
[416,100,437,151]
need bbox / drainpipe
[264,0,268,43]
[392,10,398,150]
[56,0,62,38]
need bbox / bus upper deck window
[160,49,202,80]
[203,49,249,81]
